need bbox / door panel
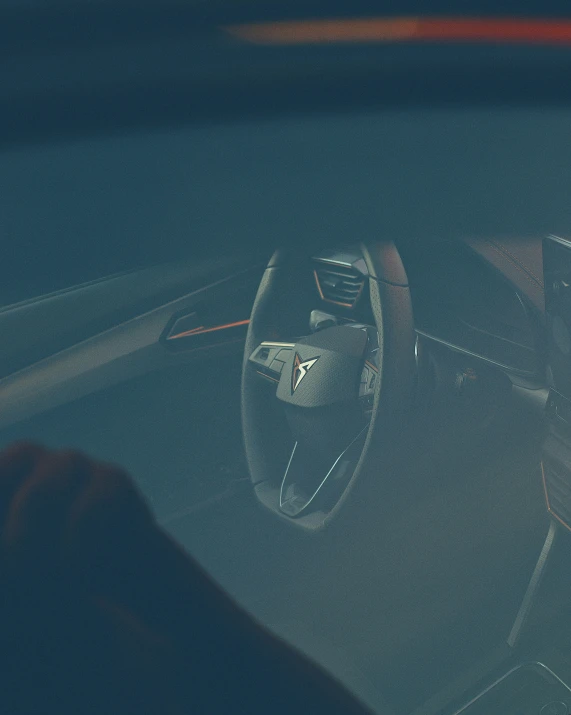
[0,255,262,515]
[0,356,249,521]
[0,257,262,430]
[0,256,255,377]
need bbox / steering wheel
[241,242,416,531]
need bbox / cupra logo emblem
[291,352,320,394]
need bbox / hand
[0,442,182,715]
[0,442,373,715]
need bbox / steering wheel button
[255,347,270,362]
[251,345,286,367]
[269,359,286,373]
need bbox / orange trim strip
[224,17,571,46]
[168,319,250,340]
[365,360,379,373]
[256,370,280,383]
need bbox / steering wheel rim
[241,241,416,532]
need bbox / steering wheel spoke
[248,341,295,385]
[279,427,368,517]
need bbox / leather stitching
[483,241,543,296]
[488,239,544,287]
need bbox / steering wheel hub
[276,325,368,407]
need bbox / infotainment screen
[544,234,571,401]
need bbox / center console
[421,236,571,715]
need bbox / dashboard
[400,239,542,378]
[309,239,544,382]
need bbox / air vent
[314,262,366,308]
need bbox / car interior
[6,1,571,714]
